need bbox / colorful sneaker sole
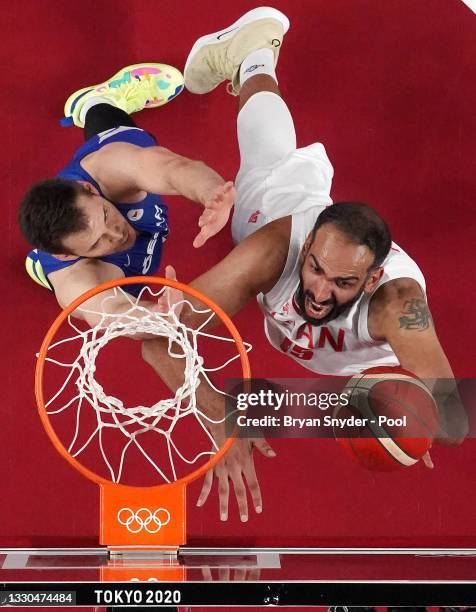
[63,63,184,127]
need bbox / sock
[239,48,277,87]
[79,96,116,125]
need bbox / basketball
[334,366,439,471]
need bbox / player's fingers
[234,567,247,581]
[196,469,214,507]
[198,211,214,227]
[242,457,262,514]
[193,228,210,249]
[201,566,213,581]
[194,218,221,247]
[165,265,176,280]
[163,265,183,315]
[247,567,261,581]
[252,438,277,458]
[422,451,434,469]
[216,467,230,521]
[206,201,223,214]
[230,470,249,522]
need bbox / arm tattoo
[399,298,433,331]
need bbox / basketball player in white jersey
[142,7,467,521]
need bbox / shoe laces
[108,73,159,112]
[226,80,239,96]
[204,45,235,83]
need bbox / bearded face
[295,225,382,326]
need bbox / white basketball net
[41,284,251,484]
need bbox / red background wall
[2,0,475,550]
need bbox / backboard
[1,545,476,607]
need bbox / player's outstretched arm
[142,333,276,522]
[368,278,468,445]
[141,218,291,520]
[48,259,180,336]
[182,216,291,328]
[49,258,128,327]
[96,142,236,247]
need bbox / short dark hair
[19,178,91,254]
[312,202,392,268]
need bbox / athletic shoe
[62,63,184,128]
[184,6,290,96]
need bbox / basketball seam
[340,385,431,465]
[366,386,437,447]
[357,391,430,462]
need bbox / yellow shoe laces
[108,73,161,112]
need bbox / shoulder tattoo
[399,298,433,331]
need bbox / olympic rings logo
[117,507,171,534]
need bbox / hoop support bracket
[100,482,186,548]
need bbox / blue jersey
[34,126,169,296]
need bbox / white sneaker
[184,6,290,96]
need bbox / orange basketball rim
[35,275,251,551]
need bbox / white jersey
[258,207,427,376]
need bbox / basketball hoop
[35,276,251,552]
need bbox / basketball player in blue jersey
[140,9,468,522]
[19,63,236,320]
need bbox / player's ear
[77,180,99,195]
[364,267,384,293]
[52,253,79,261]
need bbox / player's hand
[193,181,236,248]
[201,566,261,581]
[151,265,184,318]
[422,450,434,469]
[197,437,276,521]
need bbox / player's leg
[184,7,294,171]
[231,76,298,242]
[25,65,184,289]
[235,72,296,176]
[82,103,138,141]
[184,8,297,242]
[61,63,185,130]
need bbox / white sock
[239,48,277,87]
[79,96,116,125]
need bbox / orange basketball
[334,366,439,471]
